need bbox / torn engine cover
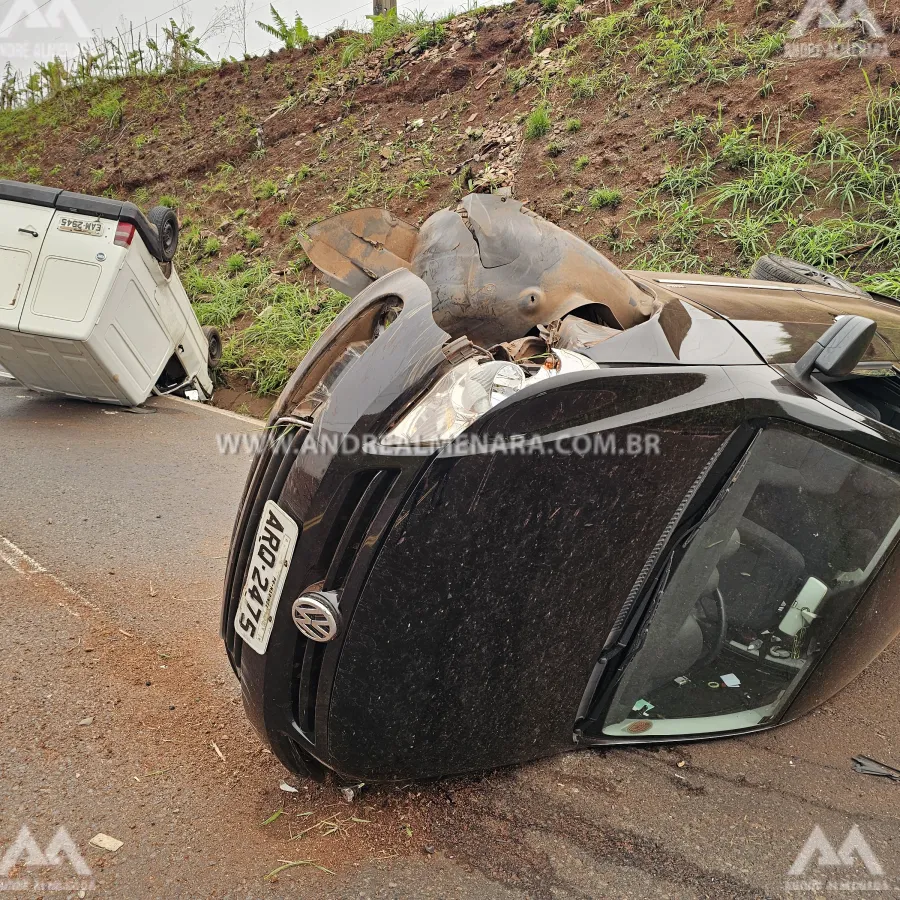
[302,194,655,346]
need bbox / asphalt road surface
[1,377,899,899]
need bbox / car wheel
[203,326,223,369]
[147,206,179,262]
[750,254,870,298]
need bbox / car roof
[629,271,900,366]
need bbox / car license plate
[234,500,299,655]
[58,216,103,236]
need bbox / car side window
[602,427,900,738]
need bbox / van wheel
[148,206,179,262]
[750,254,870,298]
[203,326,223,369]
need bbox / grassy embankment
[1,0,899,406]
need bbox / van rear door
[17,209,125,342]
[0,197,55,331]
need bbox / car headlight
[381,359,526,446]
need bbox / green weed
[717,213,773,261]
[183,260,270,329]
[224,284,350,394]
[253,179,278,200]
[524,104,551,140]
[671,115,708,155]
[506,67,530,93]
[588,186,623,209]
[657,157,716,200]
[588,10,633,53]
[226,253,246,273]
[776,218,862,269]
[714,147,813,214]
[89,88,124,128]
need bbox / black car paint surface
[223,226,900,782]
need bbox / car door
[0,198,55,332]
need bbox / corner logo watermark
[0,0,90,76]
[0,0,89,38]
[785,825,892,893]
[0,826,94,893]
[786,0,889,58]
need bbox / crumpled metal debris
[303,193,655,346]
[852,755,900,782]
[539,316,621,351]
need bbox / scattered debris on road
[261,809,285,826]
[340,783,364,803]
[264,859,335,882]
[852,755,900,782]
[89,834,123,853]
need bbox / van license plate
[58,217,103,236]
[234,500,299,655]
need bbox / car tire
[750,254,870,298]
[203,326,223,369]
[147,206,179,262]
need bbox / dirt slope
[2,0,899,410]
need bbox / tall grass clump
[224,285,350,394]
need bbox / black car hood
[633,272,900,366]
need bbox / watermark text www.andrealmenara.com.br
[216,430,662,458]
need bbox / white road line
[156,395,264,426]
[0,536,45,574]
[0,534,101,612]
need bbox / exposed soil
[210,377,277,420]
[2,0,900,412]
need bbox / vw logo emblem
[291,592,340,643]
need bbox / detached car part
[303,193,655,346]
[852,756,900,781]
[225,194,900,782]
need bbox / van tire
[148,206,179,262]
[204,326,223,369]
[750,254,870,298]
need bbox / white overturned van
[0,180,220,406]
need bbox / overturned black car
[222,194,900,782]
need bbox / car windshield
[603,426,900,738]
